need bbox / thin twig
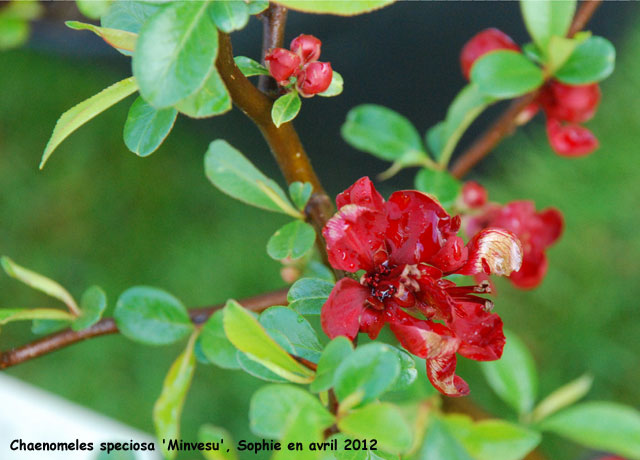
[258,2,288,95]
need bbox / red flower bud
[460,28,520,80]
[539,81,601,124]
[546,118,599,157]
[296,61,333,97]
[290,34,322,63]
[462,181,488,208]
[264,48,301,85]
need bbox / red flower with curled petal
[321,177,523,397]
[290,34,322,64]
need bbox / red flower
[460,28,520,80]
[462,181,488,208]
[290,34,322,64]
[297,61,333,97]
[264,48,301,85]
[321,177,523,397]
[539,81,601,124]
[546,118,599,157]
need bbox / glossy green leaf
[223,300,315,383]
[554,36,616,84]
[0,308,74,326]
[208,0,249,33]
[101,0,160,34]
[198,310,240,369]
[289,181,313,211]
[76,0,111,20]
[247,0,269,15]
[65,21,136,52]
[153,331,198,460]
[531,374,592,423]
[259,306,323,362]
[199,425,238,460]
[319,70,344,97]
[338,403,412,454]
[411,418,473,460]
[123,96,177,157]
[272,0,394,16]
[538,402,640,459]
[234,56,270,77]
[471,51,544,99]
[1,256,79,315]
[175,66,231,118]
[334,343,400,407]
[40,77,138,169]
[272,91,302,128]
[546,32,591,74]
[204,139,302,217]
[71,286,107,331]
[133,0,217,108]
[114,286,193,345]
[387,347,417,392]
[287,277,335,315]
[267,221,316,261]
[237,351,288,382]
[481,330,538,416]
[520,0,576,53]
[310,336,354,393]
[414,168,462,209]
[522,42,544,65]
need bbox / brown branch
[258,3,288,95]
[450,0,602,179]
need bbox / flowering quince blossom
[320,177,523,397]
[463,182,564,289]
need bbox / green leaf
[114,286,193,345]
[123,96,177,157]
[65,21,136,52]
[411,418,473,460]
[341,104,425,162]
[0,17,29,51]
[1,256,79,315]
[133,0,217,108]
[247,0,269,15]
[414,168,462,210]
[287,277,334,315]
[289,181,313,211]
[199,425,238,460]
[387,347,417,392]
[338,403,412,454]
[471,51,544,99]
[425,122,446,161]
[234,56,270,77]
[0,308,74,326]
[303,261,335,283]
[546,32,591,75]
[554,36,616,84]
[31,319,70,335]
[208,0,249,33]
[272,91,302,128]
[310,336,354,393]
[153,331,198,460]
[223,300,315,383]
[76,0,112,20]
[272,0,394,16]
[40,77,138,169]
[267,221,316,261]
[204,139,302,217]
[259,306,323,362]
[481,330,538,416]
[175,66,231,118]
[531,374,592,423]
[71,286,107,331]
[319,70,344,97]
[522,42,544,65]
[198,310,240,369]
[334,343,400,407]
[538,402,640,459]
[101,0,160,34]
[520,0,576,54]
[237,351,288,382]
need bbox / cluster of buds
[461,28,601,157]
[264,34,333,97]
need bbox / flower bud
[290,34,322,63]
[546,118,599,157]
[460,28,520,80]
[296,61,333,97]
[539,81,601,124]
[264,48,301,85]
[462,181,488,208]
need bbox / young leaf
[259,306,323,362]
[414,168,462,209]
[76,0,111,20]
[208,0,249,33]
[310,336,354,393]
[175,66,231,118]
[319,70,344,97]
[222,300,315,383]
[198,310,240,369]
[0,308,74,326]
[471,51,544,99]
[554,36,616,85]
[153,331,198,460]
[411,418,473,460]
[289,181,313,211]
[133,1,217,108]
[538,402,640,459]
[123,96,177,157]
[1,256,79,315]
[338,403,413,454]
[531,374,593,423]
[272,91,302,128]
[267,221,316,261]
[71,285,108,331]
[287,277,335,315]
[234,56,270,77]
[481,330,538,416]
[199,425,238,460]
[65,21,137,52]
[520,0,576,54]
[114,286,193,345]
[204,140,302,217]
[40,77,138,169]
[272,1,394,16]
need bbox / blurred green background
[1,2,638,459]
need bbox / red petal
[427,353,470,397]
[430,236,469,273]
[452,300,505,361]
[546,118,599,157]
[359,307,387,340]
[509,252,549,289]
[458,228,523,276]
[539,208,564,246]
[539,81,601,124]
[323,204,387,272]
[389,310,459,359]
[461,181,488,208]
[320,278,368,340]
[336,176,385,211]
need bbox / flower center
[361,264,421,310]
